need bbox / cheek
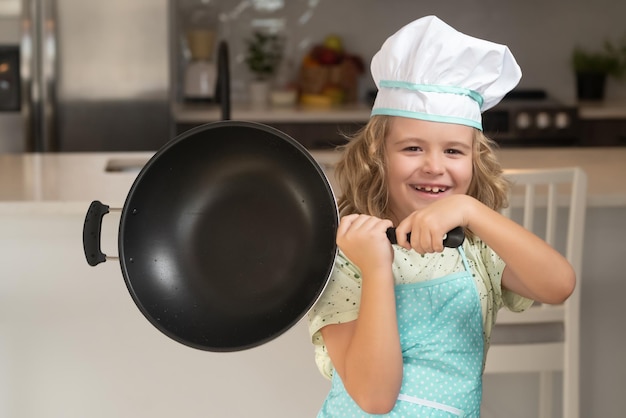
[386,155,410,181]
[452,160,474,191]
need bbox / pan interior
[119,122,337,351]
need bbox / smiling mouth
[413,185,448,194]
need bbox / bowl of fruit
[298,35,365,106]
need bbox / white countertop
[495,147,625,207]
[0,147,624,209]
[577,100,626,119]
[0,153,152,208]
[173,102,371,124]
[173,100,626,124]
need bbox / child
[307,16,575,417]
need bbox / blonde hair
[335,115,509,224]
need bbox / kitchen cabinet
[171,102,370,150]
[580,119,626,146]
[578,101,626,146]
[0,206,329,418]
[176,121,363,149]
[0,208,329,417]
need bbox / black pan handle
[386,226,465,248]
[83,200,110,266]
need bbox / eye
[444,148,464,155]
[403,146,422,152]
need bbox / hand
[336,214,394,276]
[394,195,474,253]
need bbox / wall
[0,0,19,42]
[220,0,626,104]
[0,17,18,43]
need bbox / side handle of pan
[83,200,110,266]
[386,226,465,248]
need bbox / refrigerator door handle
[41,0,58,152]
[21,0,37,151]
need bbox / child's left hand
[394,194,473,253]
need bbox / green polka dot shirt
[307,238,534,379]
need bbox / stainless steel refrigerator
[15,0,172,152]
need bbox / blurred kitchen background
[0,1,625,417]
[1,0,626,152]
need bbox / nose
[422,152,444,175]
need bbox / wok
[82,120,464,352]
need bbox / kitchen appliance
[0,45,23,152]
[184,33,218,100]
[82,121,464,352]
[181,0,219,101]
[483,89,580,147]
[0,45,19,111]
[13,0,172,152]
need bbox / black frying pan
[83,121,463,352]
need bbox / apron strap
[457,245,471,272]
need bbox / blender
[183,0,219,101]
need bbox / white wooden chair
[484,167,588,418]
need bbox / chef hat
[370,15,521,130]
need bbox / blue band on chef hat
[371,80,484,131]
[371,107,483,130]
[379,80,485,108]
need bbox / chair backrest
[497,167,587,324]
[484,167,587,418]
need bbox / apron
[318,246,484,417]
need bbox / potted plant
[572,38,626,100]
[244,31,284,106]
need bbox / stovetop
[483,89,580,147]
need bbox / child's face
[384,117,474,223]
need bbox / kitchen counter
[172,102,371,124]
[1,148,624,418]
[174,100,626,123]
[495,147,625,206]
[1,147,624,208]
[173,100,626,150]
[0,153,151,207]
[315,147,626,207]
[578,99,626,119]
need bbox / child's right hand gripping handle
[386,226,465,248]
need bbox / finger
[338,214,378,243]
[337,214,360,238]
[431,230,445,253]
[378,218,395,241]
[419,228,445,253]
[350,214,372,230]
[353,216,389,241]
[394,221,413,250]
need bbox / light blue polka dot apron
[318,246,484,417]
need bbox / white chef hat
[370,15,522,130]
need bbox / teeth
[416,186,446,193]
